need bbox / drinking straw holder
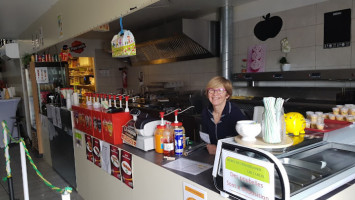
[262,97,286,144]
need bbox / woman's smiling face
[207,86,230,107]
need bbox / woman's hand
[206,144,217,155]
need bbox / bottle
[163,123,174,157]
[171,110,184,156]
[154,112,165,154]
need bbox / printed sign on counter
[221,149,275,200]
[100,141,111,174]
[183,182,207,200]
[121,149,133,189]
[110,145,121,180]
[85,134,93,162]
[122,120,138,146]
[93,137,101,167]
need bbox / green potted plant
[21,53,32,68]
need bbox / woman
[201,76,247,155]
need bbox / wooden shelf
[69,74,94,77]
[70,84,95,87]
[68,66,93,70]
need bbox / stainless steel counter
[116,143,217,191]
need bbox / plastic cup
[332,107,340,115]
[336,115,344,121]
[350,108,355,116]
[316,123,325,130]
[341,107,349,116]
[306,111,314,119]
[311,123,317,129]
[315,111,323,116]
[322,113,328,119]
[345,115,354,122]
[328,114,335,120]
[305,119,311,128]
[317,117,324,124]
[310,114,318,124]
[336,105,344,108]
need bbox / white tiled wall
[96,0,355,94]
[234,0,355,73]
[94,49,125,93]
[124,57,220,93]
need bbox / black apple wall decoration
[254,13,283,41]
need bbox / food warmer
[212,124,355,200]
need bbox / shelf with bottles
[68,57,94,69]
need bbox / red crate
[102,111,132,145]
[305,119,352,133]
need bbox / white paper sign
[163,158,212,175]
[183,182,207,200]
[35,67,49,83]
[100,140,111,174]
[221,149,274,200]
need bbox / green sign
[225,156,270,183]
[75,132,82,140]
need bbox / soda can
[174,128,183,155]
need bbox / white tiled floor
[0,143,84,200]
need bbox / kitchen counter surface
[117,143,217,191]
[115,131,355,200]
[73,125,355,200]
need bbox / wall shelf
[232,69,355,82]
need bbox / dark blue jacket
[201,101,247,144]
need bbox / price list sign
[222,149,275,200]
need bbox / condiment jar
[154,112,166,154]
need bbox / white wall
[234,0,355,73]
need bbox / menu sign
[110,145,121,180]
[35,67,49,83]
[222,149,274,200]
[93,137,101,167]
[121,150,133,189]
[85,134,93,162]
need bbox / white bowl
[236,120,261,141]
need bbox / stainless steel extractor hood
[130,19,219,66]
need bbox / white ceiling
[0,0,59,39]
[0,0,251,40]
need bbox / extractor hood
[129,19,219,66]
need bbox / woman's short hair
[205,76,233,97]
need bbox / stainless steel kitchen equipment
[212,124,355,200]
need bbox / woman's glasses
[207,88,226,94]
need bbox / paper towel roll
[253,106,264,124]
[73,92,79,106]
